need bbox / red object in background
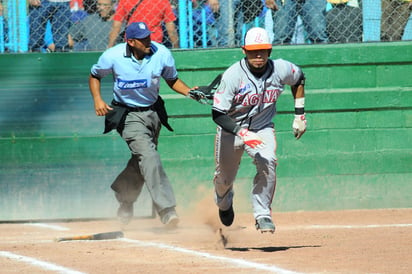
[70,0,84,10]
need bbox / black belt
[112,100,153,112]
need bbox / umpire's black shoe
[117,202,133,225]
[219,205,234,226]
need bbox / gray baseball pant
[214,127,277,219]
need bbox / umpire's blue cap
[125,22,152,39]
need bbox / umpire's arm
[89,74,113,116]
[165,78,196,97]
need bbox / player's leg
[245,127,277,232]
[214,127,244,226]
[121,110,178,226]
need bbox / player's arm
[291,70,306,139]
[89,74,113,116]
[212,109,240,135]
[291,73,305,112]
[212,109,264,149]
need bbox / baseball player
[212,27,306,233]
[88,22,199,227]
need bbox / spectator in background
[211,0,242,47]
[0,0,9,52]
[326,0,362,43]
[192,0,218,47]
[381,0,412,41]
[107,0,179,48]
[269,0,328,44]
[207,0,267,47]
[69,0,117,51]
[28,0,72,52]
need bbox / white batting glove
[292,114,307,140]
[237,128,265,149]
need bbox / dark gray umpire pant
[110,109,177,215]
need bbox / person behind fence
[381,0,412,41]
[207,0,266,47]
[0,0,9,52]
[88,22,201,227]
[211,27,307,233]
[69,0,118,51]
[107,0,179,48]
[326,0,362,43]
[28,0,72,52]
[269,0,328,44]
[191,0,218,47]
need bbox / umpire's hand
[94,98,113,116]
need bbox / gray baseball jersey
[212,58,302,130]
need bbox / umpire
[88,22,197,227]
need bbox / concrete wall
[0,41,411,221]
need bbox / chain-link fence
[0,0,411,53]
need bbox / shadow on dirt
[226,245,321,252]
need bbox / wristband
[295,97,305,115]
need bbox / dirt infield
[1,208,411,274]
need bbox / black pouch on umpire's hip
[153,96,174,132]
[103,103,129,134]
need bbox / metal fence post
[178,0,188,49]
[18,0,28,52]
[0,16,4,52]
[362,0,381,42]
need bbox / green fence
[1,41,411,221]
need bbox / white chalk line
[281,223,412,230]
[0,251,86,274]
[1,240,54,244]
[120,238,301,274]
[22,222,412,232]
[24,223,70,231]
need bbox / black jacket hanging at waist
[103,96,174,134]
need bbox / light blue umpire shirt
[90,41,178,107]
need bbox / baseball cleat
[255,217,275,233]
[219,205,234,226]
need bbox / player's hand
[238,129,265,149]
[94,99,113,116]
[292,114,307,139]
